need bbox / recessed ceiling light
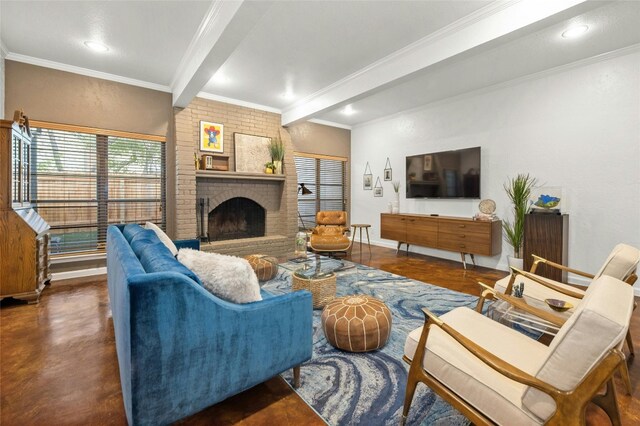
[211,72,229,85]
[281,91,295,100]
[342,105,355,115]
[84,41,109,52]
[561,24,589,39]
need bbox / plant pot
[273,160,282,174]
[265,168,273,174]
[507,255,524,270]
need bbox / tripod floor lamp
[297,183,313,229]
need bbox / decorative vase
[273,160,283,174]
[387,202,393,213]
[295,231,307,258]
[392,192,400,214]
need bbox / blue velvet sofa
[106,224,313,425]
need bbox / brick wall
[173,97,298,258]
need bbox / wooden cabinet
[381,213,501,268]
[1,116,51,303]
[524,213,569,283]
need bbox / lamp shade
[298,183,312,195]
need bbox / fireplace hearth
[208,197,265,241]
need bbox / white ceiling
[1,1,639,128]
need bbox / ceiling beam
[171,0,270,108]
[280,0,588,126]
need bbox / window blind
[30,123,166,255]
[294,154,346,230]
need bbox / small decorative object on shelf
[194,152,200,170]
[269,137,285,174]
[530,186,562,214]
[391,181,400,213]
[474,199,497,221]
[201,154,214,170]
[264,162,275,174]
[295,231,308,258]
[512,282,525,298]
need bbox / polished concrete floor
[1,245,638,425]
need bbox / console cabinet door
[381,214,406,241]
[405,216,438,247]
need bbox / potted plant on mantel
[503,173,537,269]
[269,138,285,174]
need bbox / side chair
[402,275,634,426]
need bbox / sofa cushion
[123,223,146,243]
[138,242,201,285]
[177,248,261,304]
[145,222,178,257]
[130,229,163,257]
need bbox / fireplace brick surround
[174,97,298,259]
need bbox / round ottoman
[244,254,279,282]
[321,295,392,352]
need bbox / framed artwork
[423,155,433,171]
[374,176,383,197]
[384,157,392,181]
[234,133,271,173]
[363,162,372,190]
[200,121,224,153]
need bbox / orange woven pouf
[321,295,392,352]
[244,254,279,282]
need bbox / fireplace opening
[208,197,265,241]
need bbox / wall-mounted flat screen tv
[406,147,480,199]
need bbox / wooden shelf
[195,170,285,181]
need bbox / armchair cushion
[316,210,347,226]
[522,275,634,421]
[594,243,640,281]
[404,308,545,426]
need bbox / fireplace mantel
[196,170,285,182]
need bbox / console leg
[470,253,476,267]
[460,252,467,269]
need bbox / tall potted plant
[269,138,285,174]
[503,173,537,268]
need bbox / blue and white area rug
[262,261,479,426]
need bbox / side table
[350,224,372,256]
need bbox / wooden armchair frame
[401,307,624,426]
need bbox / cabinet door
[438,219,492,255]
[405,216,438,247]
[381,214,406,241]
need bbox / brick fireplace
[174,97,298,259]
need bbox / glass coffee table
[485,298,565,337]
[281,253,357,309]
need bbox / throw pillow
[177,248,261,304]
[145,222,178,257]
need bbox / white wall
[351,51,640,288]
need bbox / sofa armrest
[124,272,312,424]
[174,239,200,251]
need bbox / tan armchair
[492,244,639,361]
[309,211,352,255]
[402,275,634,426]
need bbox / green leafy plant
[268,138,285,161]
[264,161,275,171]
[503,173,537,258]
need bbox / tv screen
[406,147,480,199]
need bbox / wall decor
[234,133,271,173]
[200,121,224,153]
[373,177,383,197]
[363,162,372,190]
[384,158,392,181]
[530,186,562,213]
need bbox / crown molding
[353,44,640,129]
[5,53,171,92]
[196,92,281,114]
[307,119,352,131]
